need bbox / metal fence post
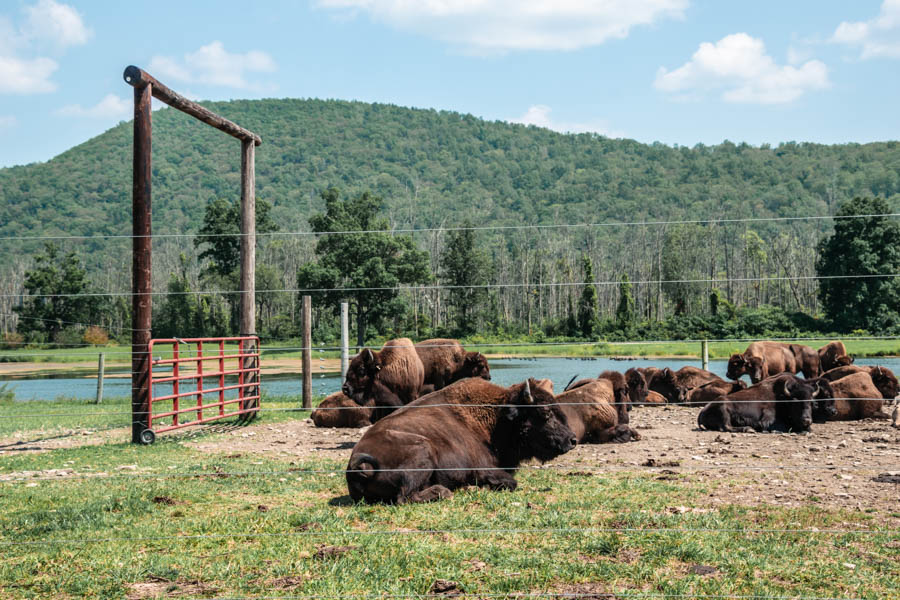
[302,295,312,409]
[702,339,709,371]
[340,302,349,380]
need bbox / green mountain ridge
[3,97,899,254]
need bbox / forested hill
[2,97,899,253]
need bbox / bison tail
[347,453,379,480]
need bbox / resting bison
[414,339,491,393]
[645,390,667,404]
[821,365,899,401]
[342,338,425,422]
[345,378,577,504]
[821,371,893,421]
[311,392,374,428]
[636,367,687,404]
[727,342,799,383]
[697,374,835,433]
[687,379,747,407]
[818,341,853,372]
[624,368,649,405]
[555,381,640,443]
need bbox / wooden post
[131,81,152,443]
[302,295,312,409]
[95,353,105,404]
[702,339,709,371]
[340,302,349,380]
[239,139,256,338]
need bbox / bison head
[342,348,381,405]
[625,368,649,406]
[774,378,815,432]
[654,368,688,404]
[871,366,899,399]
[726,354,746,380]
[835,354,854,367]
[463,352,491,381]
[501,379,576,462]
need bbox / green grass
[0,415,897,599]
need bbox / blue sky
[1,0,899,168]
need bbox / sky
[1,0,899,168]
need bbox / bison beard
[345,378,576,504]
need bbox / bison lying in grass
[311,392,373,428]
[556,379,640,443]
[346,378,576,504]
[698,374,835,433]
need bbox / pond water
[4,356,899,402]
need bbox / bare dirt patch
[0,426,130,454]
[188,405,900,516]
[125,577,216,599]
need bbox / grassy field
[3,337,899,367]
[1,399,898,599]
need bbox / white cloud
[654,33,830,104]
[509,104,623,137]
[22,0,91,48]
[57,93,130,119]
[832,0,900,59]
[316,0,687,54]
[0,55,58,93]
[0,115,16,129]
[148,42,277,90]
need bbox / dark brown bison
[342,338,425,422]
[311,392,374,428]
[727,342,799,383]
[598,371,632,423]
[819,371,894,421]
[637,367,688,404]
[624,367,649,406]
[345,378,577,504]
[555,381,640,443]
[415,338,490,393]
[818,341,853,372]
[698,374,835,433]
[686,379,747,406]
[821,365,899,400]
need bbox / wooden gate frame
[124,66,262,444]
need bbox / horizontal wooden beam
[123,65,262,146]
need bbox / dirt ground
[188,405,900,519]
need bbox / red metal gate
[144,336,260,442]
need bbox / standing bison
[342,338,425,422]
[415,338,491,392]
[345,378,577,504]
[818,341,853,372]
[726,342,816,383]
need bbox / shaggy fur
[555,381,640,443]
[311,392,374,428]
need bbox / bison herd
[307,338,899,504]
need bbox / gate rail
[142,336,260,443]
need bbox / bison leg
[405,485,454,503]
[475,470,518,491]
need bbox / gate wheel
[139,429,156,445]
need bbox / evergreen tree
[194,197,278,278]
[297,188,431,346]
[440,221,490,336]
[14,243,102,342]
[616,273,636,327]
[577,255,598,338]
[817,197,900,332]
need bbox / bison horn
[364,348,374,362]
[564,374,579,392]
[524,380,534,404]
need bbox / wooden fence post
[302,295,312,409]
[702,340,709,371]
[95,353,105,404]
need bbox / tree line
[7,193,899,349]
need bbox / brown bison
[644,390,668,404]
[311,392,373,428]
[625,367,649,406]
[415,338,491,393]
[345,378,577,504]
[824,372,892,421]
[342,338,425,422]
[636,367,688,404]
[818,340,853,372]
[727,342,799,383]
[555,381,640,443]
[687,379,747,407]
[821,365,899,400]
[698,374,835,433]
